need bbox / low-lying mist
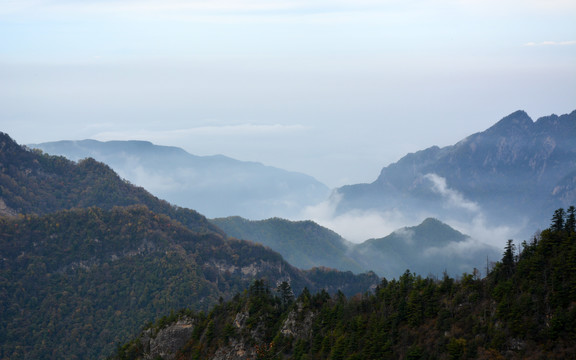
[299,173,525,250]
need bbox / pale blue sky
[2,0,575,187]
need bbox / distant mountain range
[2,107,573,358]
[335,110,576,238]
[29,139,330,219]
[212,216,500,279]
[29,109,575,239]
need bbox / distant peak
[415,218,456,232]
[419,217,443,226]
[487,110,533,134]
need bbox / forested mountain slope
[0,205,379,359]
[0,132,222,235]
[335,110,576,237]
[0,133,380,359]
[211,216,362,273]
[113,207,576,360]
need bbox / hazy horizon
[2,0,576,188]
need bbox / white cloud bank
[298,192,415,243]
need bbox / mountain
[0,132,380,359]
[112,208,576,360]
[0,133,222,235]
[335,110,576,237]
[0,205,380,359]
[352,218,500,279]
[211,216,499,279]
[29,139,330,219]
[211,216,362,273]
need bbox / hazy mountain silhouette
[352,218,499,279]
[334,110,576,238]
[211,216,362,273]
[212,215,499,279]
[30,139,330,219]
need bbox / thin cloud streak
[524,40,576,46]
[93,124,309,143]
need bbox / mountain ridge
[29,138,330,219]
[0,132,223,235]
[335,109,576,237]
[212,215,500,279]
[211,216,362,273]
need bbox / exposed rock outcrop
[140,318,195,360]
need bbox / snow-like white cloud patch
[424,173,480,212]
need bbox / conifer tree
[276,281,294,307]
[565,206,576,234]
[551,208,565,232]
[502,239,515,276]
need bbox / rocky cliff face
[140,318,196,360]
[126,298,319,360]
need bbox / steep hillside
[0,132,380,359]
[113,207,576,360]
[0,205,380,359]
[29,139,330,219]
[0,132,222,235]
[211,217,362,273]
[335,110,576,236]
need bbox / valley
[1,109,575,359]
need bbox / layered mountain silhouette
[335,110,576,238]
[0,132,378,359]
[29,139,330,219]
[212,216,500,279]
[2,108,573,358]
